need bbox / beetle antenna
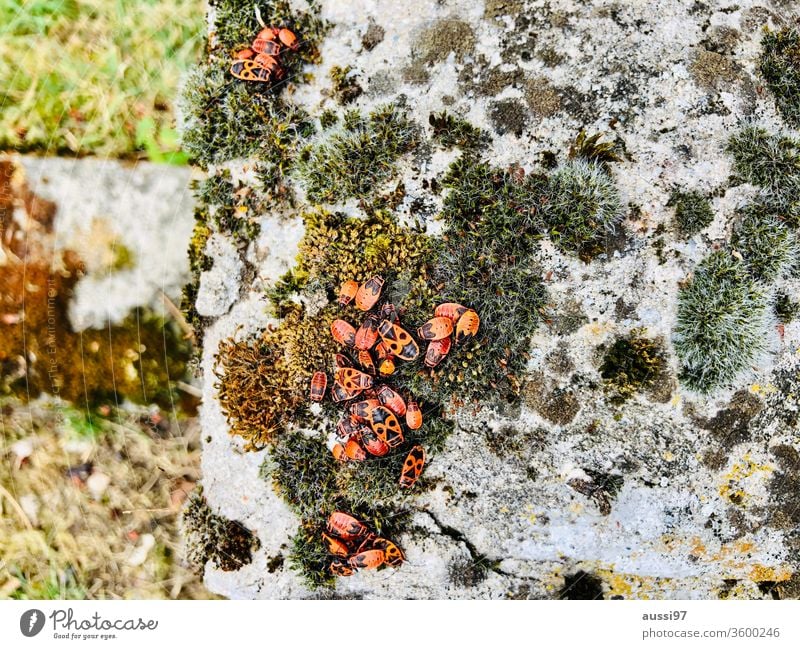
[254,4,266,27]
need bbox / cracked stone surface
[197,0,800,599]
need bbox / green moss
[673,251,769,392]
[288,523,336,589]
[295,104,417,204]
[599,332,669,402]
[425,156,547,402]
[180,66,315,181]
[731,207,798,282]
[319,109,339,130]
[774,291,800,324]
[262,431,340,520]
[329,65,363,104]
[428,111,489,150]
[759,28,800,128]
[540,159,624,259]
[182,492,260,573]
[726,126,800,190]
[668,189,714,238]
[568,130,622,171]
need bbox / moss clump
[178,0,325,213]
[673,251,769,392]
[262,431,339,520]
[668,189,714,238]
[329,65,363,104]
[291,209,432,299]
[428,111,489,150]
[180,67,315,182]
[214,336,307,450]
[540,159,624,259]
[427,156,547,402]
[599,332,669,402]
[296,105,417,204]
[774,291,800,324]
[731,208,798,282]
[182,492,260,573]
[759,28,800,128]
[726,126,800,190]
[569,130,622,171]
[288,523,336,589]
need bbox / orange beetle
[329,559,354,577]
[399,444,426,488]
[355,276,384,311]
[357,350,376,374]
[455,309,480,345]
[344,438,367,461]
[374,341,397,375]
[338,279,358,306]
[254,52,285,75]
[337,415,360,438]
[278,27,300,51]
[335,353,352,369]
[327,511,368,540]
[360,427,390,457]
[331,382,362,403]
[417,316,454,341]
[331,442,347,462]
[331,319,357,347]
[377,384,406,417]
[230,58,281,82]
[424,337,452,368]
[309,371,327,402]
[372,537,405,566]
[256,26,281,41]
[377,320,419,361]
[435,302,468,322]
[235,48,255,60]
[355,314,380,350]
[322,532,350,557]
[405,400,422,430]
[335,367,373,391]
[252,37,283,56]
[348,549,385,570]
[378,356,395,376]
[370,406,404,448]
[350,398,380,423]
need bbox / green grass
[0,0,204,158]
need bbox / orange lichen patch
[749,565,792,582]
[718,454,773,505]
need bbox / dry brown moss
[214,334,306,450]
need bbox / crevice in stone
[418,509,517,579]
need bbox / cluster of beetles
[309,275,480,576]
[324,511,404,575]
[229,12,484,579]
[229,12,300,84]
